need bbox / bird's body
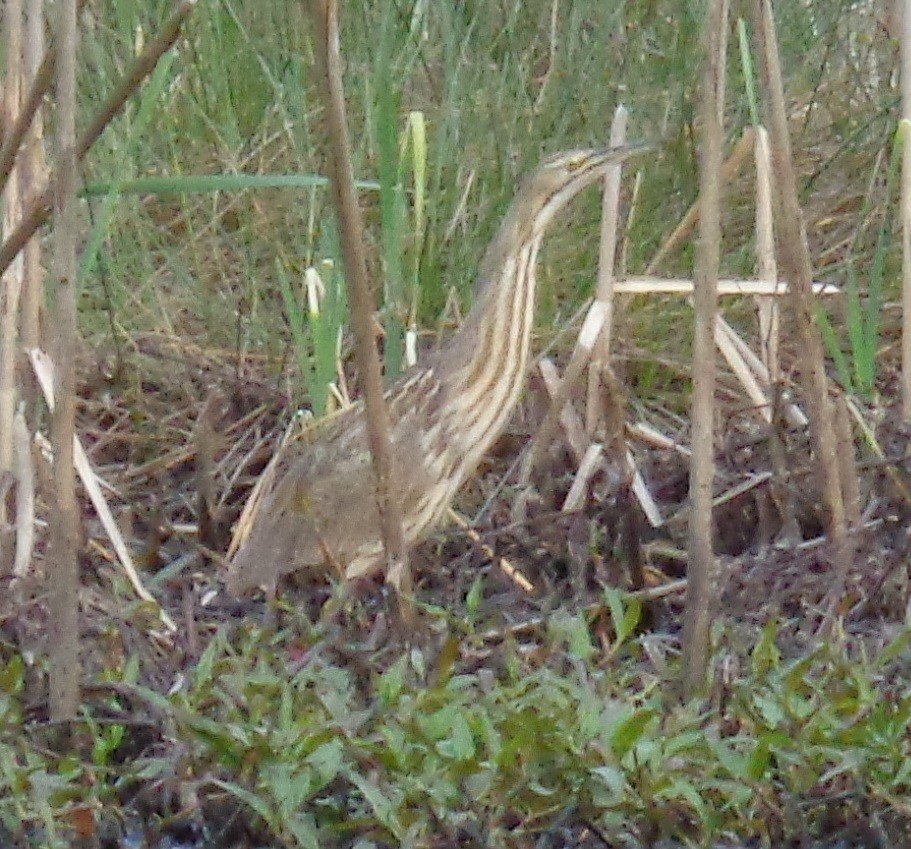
[228,145,647,594]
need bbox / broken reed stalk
[586,104,628,436]
[308,0,412,613]
[48,0,80,725]
[750,0,852,635]
[753,126,799,526]
[753,125,779,382]
[0,0,196,284]
[195,393,221,554]
[537,358,588,463]
[681,0,726,698]
[519,300,608,485]
[6,0,48,577]
[29,349,176,631]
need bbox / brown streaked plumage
[228,144,649,594]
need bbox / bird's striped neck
[445,235,542,448]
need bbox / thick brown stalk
[48,0,80,725]
[308,0,411,611]
[681,0,727,698]
[750,0,851,635]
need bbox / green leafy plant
[2,616,910,847]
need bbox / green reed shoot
[819,124,901,396]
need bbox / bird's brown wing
[227,401,435,594]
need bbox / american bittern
[229,144,647,594]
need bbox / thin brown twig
[447,508,534,593]
[77,2,196,165]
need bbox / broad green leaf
[654,776,707,819]
[746,735,772,781]
[287,812,320,849]
[610,709,656,759]
[0,655,24,695]
[438,712,475,761]
[752,693,785,728]
[347,771,403,836]
[194,631,222,688]
[590,765,626,797]
[548,610,595,661]
[465,575,484,619]
[379,655,408,705]
[307,739,345,784]
[209,777,276,826]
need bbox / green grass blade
[276,259,318,414]
[843,259,866,392]
[737,18,761,130]
[81,172,381,197]
[311,259,347,414]
[861,127,902,393]
[374,10,407,378]
[817,304,854,394]
[405,111,427,323]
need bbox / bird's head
[472,140,654,298]
[516,142,653,237]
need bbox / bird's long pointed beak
[588,139,657,170]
